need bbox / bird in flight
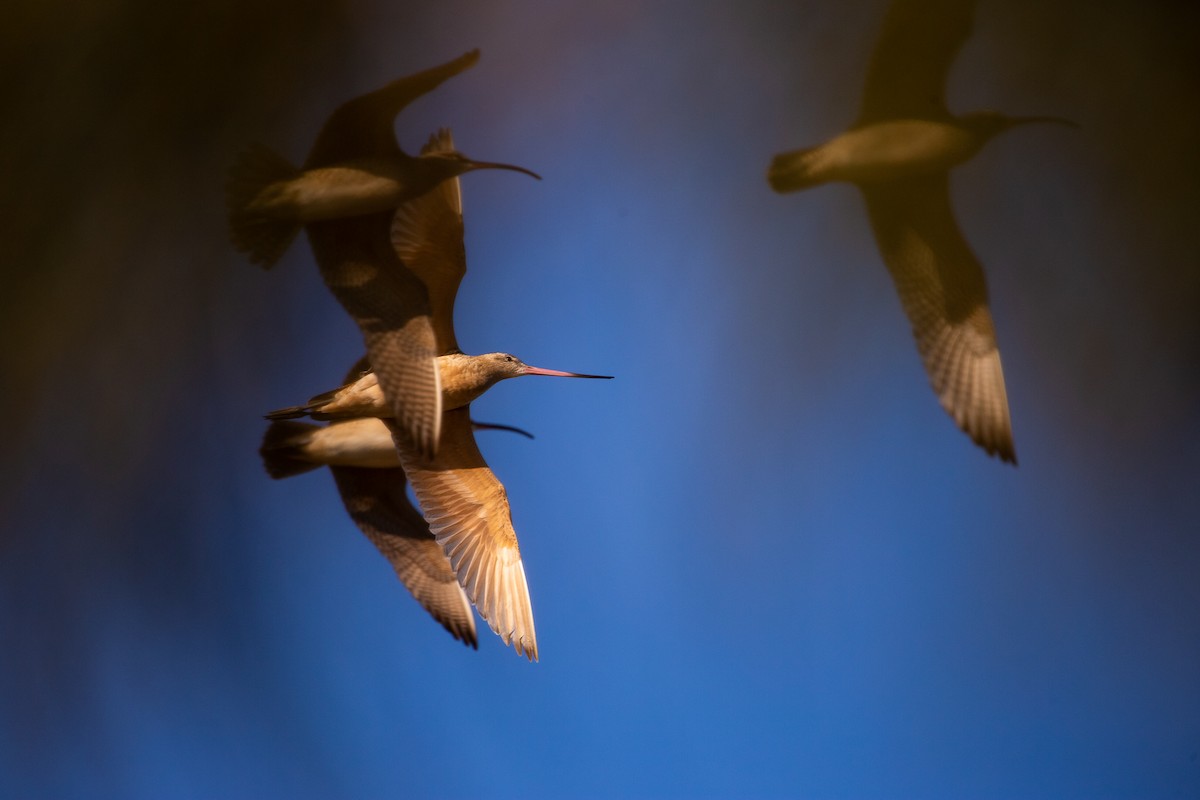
[768,0,1074,463]
[226,50,539,268]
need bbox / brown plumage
[387,408,538,661]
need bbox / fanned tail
[259,420,322,479]
[263,385,345,421]
[226,143,302,268]
[767,146,825,193]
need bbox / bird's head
[479,352,613,382]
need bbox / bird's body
[261,416,403,473]
[234,157,427,227]
[769,118,988,190]
[768,0,1072,463]
[266,352,609,422]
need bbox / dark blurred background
[3,0,1199,797]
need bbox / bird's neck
[439,354,505,410]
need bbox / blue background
[4,0,1199,797]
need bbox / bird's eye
[504,355,515,362]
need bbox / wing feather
[861,175,1017,462]
[391,128,466,355]
[305,50,480,166]
[328,466,476,647]
[307,214,442,457]
[857,0,975,125]
[391,409,538,660]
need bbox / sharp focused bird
[768,0,1074,464]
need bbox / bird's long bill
[472,420,535,440]
[1009,115,1079,129]
[466,159,542,180]
[521,364,613,379]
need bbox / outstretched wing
[392,408,538,660]
[391,129,466,355]
[856,0,975,124]
[330,465,478,648]
[305,50,480,166]
[861,175,1016,462]
[307,213,442,458]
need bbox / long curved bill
[521,364,613,379]
[466,159,542,180]
[472,420,536,440]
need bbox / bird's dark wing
[861,175,1016,462]
[305,50,480,166]
[307,213,442,457]
[856,0,975,124]
[329,465,478,647]
[391,129,466,355]
[390,408,538,661]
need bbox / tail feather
[767,146,824,193]
[263,385,342,421]
[259,420,322,479]
[226,143,302,268]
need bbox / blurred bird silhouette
[259,358,535,649]
[228,51,540,459]
[768,0,1075,464]
[227,50,539,268]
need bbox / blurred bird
[226,50,539,268]
[768,0,1075,464]
[259,392,533,649]
[228,51,540,459]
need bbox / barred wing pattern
[391,129,466,355]
[862,175,1016,462]
[391,408,538,660]
[330,465,478,647]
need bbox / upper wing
[856,0,975,125]
[392,408,538,660]
[329,465,478,648]
[391,129,466,355]
[307,214,442,457]
[305,50,480,167]
[861,175,1016,462]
